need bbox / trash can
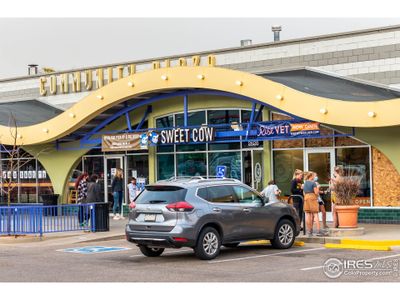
[93,202,109,232]
[41,194,59,216]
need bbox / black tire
[194,227,221,260]
[223,242,240,248]
[270,219,295,249]
[138,245,165,257]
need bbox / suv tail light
[166,201,194,212]
[129,202,136,209]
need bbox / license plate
[144,214,157,222]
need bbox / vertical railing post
[39,206,43,238]
[91,204,96,232]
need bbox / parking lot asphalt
[1,238,400,282]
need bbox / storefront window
[241,109,262,123]
[273,150,304,196]
[83,156,104,177]
[305,126,334,147]
[156,115,173,128]
[335,132,366,147]
[37,160,54,202]
[175,111,206,126]
[176,153,206,177]
[127,155,149,183]
[19,159,37,203]
[336,147,371,205]
[1,158,18,203]
[156,115,175,153]
[208,152,241,180]
[157,154,174,180]
[208,109,240,125]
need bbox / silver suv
[125,178,301,260]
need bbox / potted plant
[331,173,361,228]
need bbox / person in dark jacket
[290,169,304,224]
[82,174,103,225]
[111,168,124,220]
[86,174,103,203]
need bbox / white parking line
[208,247,325,264]
[129,249,192,258]
[301,252,400,271]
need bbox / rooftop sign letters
[39,55,217,96]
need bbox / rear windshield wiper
[148,200,167,204]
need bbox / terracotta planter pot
[336,205,360,228]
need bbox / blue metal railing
[0,204,97,236]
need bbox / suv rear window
[135,185,187,204]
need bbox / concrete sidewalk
[1,219,400,246]
[296,223,400,244]
[0,217,127,246]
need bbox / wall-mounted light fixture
[319,108,328,114]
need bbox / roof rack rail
[161,176,241,183]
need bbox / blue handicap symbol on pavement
[216,166,227,178]
[59,246,131,254]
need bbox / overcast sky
[0,18,399,79]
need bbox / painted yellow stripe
[241,240,304,246]
[325,243,391,251]
[341,239,400,246]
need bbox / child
[128,177,137,208]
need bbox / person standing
[303,172,325,237]
[127,177,138,208]
[313,172,328,230]
[86,174,103,203]
[75,172,88,226]
[260,180,281,202]
[290,169,304,224]
[111,168,124,220]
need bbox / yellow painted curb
[325,243,391,251]
[341,239,400,246]
[241,240,304,246]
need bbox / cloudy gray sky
[1,18,399,79]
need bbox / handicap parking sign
[216,166,227,178]
[58,246,131,254]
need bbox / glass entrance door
[304,149,335,220]
[104,156,124,206]
[242,150,263,192]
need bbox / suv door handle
[213,207,222,213]
[243,208,251,213]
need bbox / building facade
[1,25,400,223]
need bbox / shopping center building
[1,25,400,223]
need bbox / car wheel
[223,242,240,248]
[270,219,295,249]
[138,245,165,257]
[194,227,221,260]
